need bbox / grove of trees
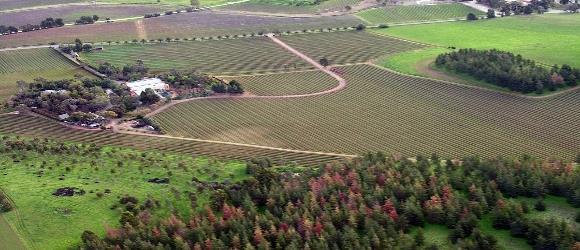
[435,49,579,94]
[81,152,579,249]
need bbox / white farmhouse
[125,78,168,96]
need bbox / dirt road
[144,33,347,117]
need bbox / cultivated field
[378,14,580,68]
[152,64,580,159]
[0,139,247,248]
[279,31,426,65]
[357,3,484,24]
[0,114,348,165]
[218,0,360,13]
[82,37,310,74]
[220,70,338,96]
[0,4,170,27]
[0,48,93,103]
[0,12,360,48]
[0,0,84,10]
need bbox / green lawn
[375,14,580,68]
[0,140,247,249]
[357,3,484,25]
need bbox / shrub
[467,13,478,20]
[534,200,546,211]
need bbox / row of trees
[435,49,579,93]
[81,152,579,249]
[0,17,64,35]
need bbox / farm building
[125,78,169,96]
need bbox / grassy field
[0,48,93,104]
[279,31,426,65]
[81,37,310,74]
[0,12,359,48]
[152,64,579,160]
[357,3,484,24]
[0,114,347,165]
[0,214,26,250]
[376,14,580,69]
[0,137,247,248]
[220,70,338,96]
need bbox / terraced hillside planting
[0,114,348,165]
[357,3,484,24]
[279,31,426,65]
[152,64,580,159]
[220,70,337,96]
[0,48,93,103]
[82,37,310,74]
[0,4,169,27]
[0,12,360,48]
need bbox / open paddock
[0,12,360,48]
[0,4,170,27]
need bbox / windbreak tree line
[435,49,579,94]
[82,152,580,249]
[0,17,64,34]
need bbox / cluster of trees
[0,25,18,34]
[559,0,580,11]
[158,70,243,97]
[435,49,579,93]
[75,15,99,25]
[61,38,93,53]
[0,17,64,35]
[96,60,149,81]
[499,0,551,15]
[8,78,138,122]
[81,152,579,249]
[478,0,551,13]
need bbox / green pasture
[375,14,580,68]
[0,142,247,249]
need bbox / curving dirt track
[145,33,347,117]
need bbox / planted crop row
[82,37,313,74]
[220,70,337,96]
[152,64,579,160]
[0,48,80,74]
[279,31,426,65]
[356,3,485,25]
[0,48,93,103]
[0,114,347,166]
